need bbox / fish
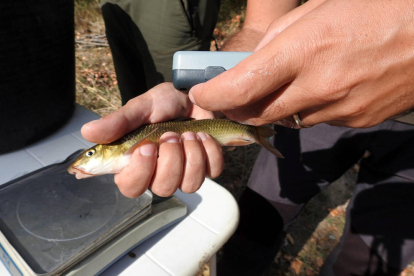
[67,118,283,179]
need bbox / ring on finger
[293,113,312,128]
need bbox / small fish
[67,119,283,179]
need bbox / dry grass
[74,1,414,275]
[75,0,121,117]
[75,48,121,116]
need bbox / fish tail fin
[256,126,284,158]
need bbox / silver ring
[293,113,312,128]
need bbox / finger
[180,132,206,193]
[296,97,385,128]
[114,141,157,198]
[188,41,297,112]
[150,132,184,197]
[197,132,224,179]
[221,78,326,126]
[220,86,290,125]
[255,0,328,51]
[81,92,153,144]
[188,105,217,119]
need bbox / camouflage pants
[101,0,220,104]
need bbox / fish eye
[85,149,95,157]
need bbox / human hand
[189,0,414,128]
[81,83,224,198]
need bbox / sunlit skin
[80,83,217,198]
[80,0,299,199]
[81,0,414,199]
[189,0,414,128]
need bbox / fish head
[67,144,130,179]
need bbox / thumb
[255,0,328,51]
[188,36,298,112]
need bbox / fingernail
[189,93,196,105]
[140,143,156,156]
[163,133,180,143]
[197,132,208,141]
[182,132,197,141]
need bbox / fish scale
[68,119,283,179]
[121,119,257,146]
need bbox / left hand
[189,0,414,128]
[81,83,224,198]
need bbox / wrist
[220,27,265,52]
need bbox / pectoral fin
[123,128,158,156]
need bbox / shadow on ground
[216,144,359,276]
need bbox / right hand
[189,0,414,128]
[81,83,224,198]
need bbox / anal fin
[223,138,254,146]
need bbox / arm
[221,0,300,51]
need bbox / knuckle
[187,157,204,171]
[181,186,196,194]
[347,103,366,118]
[346,120,365,128]
[158,82,172,90]
[260,100,288,124]
[126,190,144,198]
[209,163,224,179]
[181,182,202,194]
[347,119,376,129]
[313,81,349,104]
[225,98,287,126]
[336,102,367,121]
[117,184,144,198]
[151,185,175,197]
[326,85,349,103]
[160,132,180,142]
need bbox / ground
[74,1,414,275]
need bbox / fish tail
[256,126,284,158]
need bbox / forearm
[220,27,265,52]
[221,0,300,52]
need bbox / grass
[74,1,414,275]
[75,0,121,117]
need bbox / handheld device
[172,51,252,91]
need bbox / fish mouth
[68,166,95,179]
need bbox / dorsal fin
[123,128,158,156]
[171,117,195,122]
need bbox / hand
[189,0,414,128]
[81,83,224,198]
